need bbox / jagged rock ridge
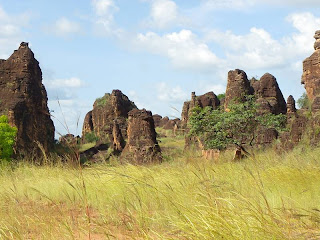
[0,42,54,156]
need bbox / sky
[1,0,320,138]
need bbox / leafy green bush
[217,93,225,100]
[0,115,17,160]
[297,92,310,109]
[189,95,287,150]
[85,132,98,143]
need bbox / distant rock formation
[0,42,55,156]
[181,91,220,128]
[122,109,162,163]
[302,30,320,106]
[224,69,253,109]
[152,114,163,128]
[82,90,137,143]
[251,73,287,114]
[287,95,296,114]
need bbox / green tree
[297,92,310,109]
[0,115,17,160]
[189,95,286,152]
[217,93,225,101]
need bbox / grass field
[0,135,320,239]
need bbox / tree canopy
[0,115,17,160]
[189,95,286,150]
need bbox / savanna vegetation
[0,124,320,239]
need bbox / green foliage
[217,93,225,100]
[0,115,17,160]
[84,132,98,143]
[95,94,110,107]
[189,95,287,150]
[297,92,310,109]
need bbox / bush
[297,92,310,109]
[85,132,99,143]
[0,115,17,160]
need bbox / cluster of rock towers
[1,30,320,162]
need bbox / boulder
[82,90,137,143]
[122,109,162,163]
[302,30,320,103]
[0,42,54,156]
[225,69,253,109]
[251,73,287,114]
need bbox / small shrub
[0,115,17,160]
[297,92,310,109]
[217,93,225,101]
[85,132,99,143]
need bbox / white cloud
[285,12,320,55]
[46,17,82,37]
[45,77,86,89]
[205,12,320,70]
[91,0,123,37]
[0,6,30,59]
[44,77,86,101]
[135,29,225,72]
[201,0,255,10]
[150,0,178,28]
[260,0,320,7]
[201,0,320,8]
[92,0,118,17]
[156,82,188,102]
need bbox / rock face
[0,42,54,156]
[122,109,161,163]
[82,90,137,143]
[251,73,287,114]
[302,30,320,102]
[225,69,253,109]
[112,120,125,154]
[287,95,296,114]
[153,114,163,128]
[181,91,220,128]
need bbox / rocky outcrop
[112,120,125,154]
[122,109,161,163]
[225,69,253,109]
[82,90,137,143]
[287,95,296,114]
[302,30,320,103]
[0,42,54,156]
[181,91,220,128]
[251,73,287,114]
[153,114,163,128]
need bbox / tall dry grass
[0,137,319,239]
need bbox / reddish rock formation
[160,116,169,127]
[153,114,163,128]
[287,95,296,114]
[251,73,287,114]
[181,91,220,128]
[112,120,125,154]
[82,90,137,143]
[0,42,54,156]
[224,69,253,109]
[280,116,308,150]
[302,30,320,103]
[122,109,162,163]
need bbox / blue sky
[1,0,320,137]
